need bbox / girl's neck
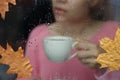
[56,18,96,31]
[49,19,103,39]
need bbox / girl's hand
[75,39,102,69]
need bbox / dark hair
[89,0,110,21]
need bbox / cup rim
[43,36,73,41]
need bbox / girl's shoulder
[99,21,119,35]
[91,21,120,44]
[102,21,119,29]
[28,24,49,39]
[25,24,49,54]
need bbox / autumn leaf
[0,0,16,19]
[97,28,120,71]
[0,43,32,79]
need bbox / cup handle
[68,42,78,60]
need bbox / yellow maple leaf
[0,0,16,19]
[0,43,32,79]
[97,28,120,71]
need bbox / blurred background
[0,0,120,51]
[0,0,54,50]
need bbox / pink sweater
[19,21,120,80]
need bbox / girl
[19,0,120,80]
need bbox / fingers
[79,58,100,69]
[75,40,97,50]
[75,39,102,69]
[77,50,98,59]
[80,58,97,64]
[84,62,101,69]
[75,39,105,53]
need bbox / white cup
[43,36,78,63]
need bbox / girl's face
[52,0,90,22]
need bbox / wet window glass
[0,0,54,50]
[0,0,120,50]
[0,0,120,80]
